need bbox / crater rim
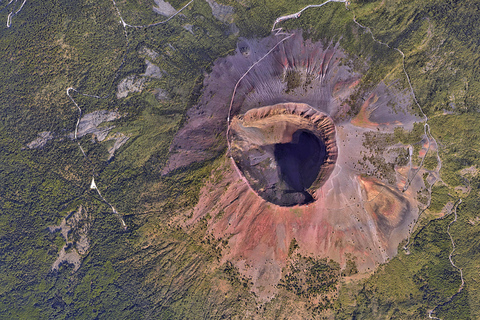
[228,102,338,207]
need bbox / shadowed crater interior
[274,130,326,194]
[229,103,337,206]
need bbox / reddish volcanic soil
[189,154,422,299]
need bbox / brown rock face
[229,103,337,206]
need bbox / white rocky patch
[139,47,159,60]
[142,59,163,79]
[183,23,194,34]
[106,132,130,160]
[26,131,53,149]
[153,0,177,17]
[155,88,169,100]
[117,59,164,98]
[205,0,234,24]
[70,110,122,141]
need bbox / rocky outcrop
[106,132,130,160]
[49,206,91,272]
[139,47,159,60]
[142,59,163,79]
[70,110,121,141]
[117,75,147,99]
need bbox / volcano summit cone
[172,32,427,298]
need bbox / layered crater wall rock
[229,103,337,206]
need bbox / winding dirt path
[270,4,463,317]
[90,177,127,229]
[5,0,26,27]
[348,11,465,319]
[226,0,348,191]
[271,0,347,32]
[224,33,294,199]
[349,9,446,252]
[428,199,464,320]
[350,16,441,193]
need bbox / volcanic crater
[168,31,427,298]
[229,102,337,206]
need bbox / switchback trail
[347,8,444,253]
[268,3,462,317]
[349,15,441,194]
[271,0,347,32]
[61,0,461,306]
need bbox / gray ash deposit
[162,31,353,175]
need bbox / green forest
[1,0,480,318]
